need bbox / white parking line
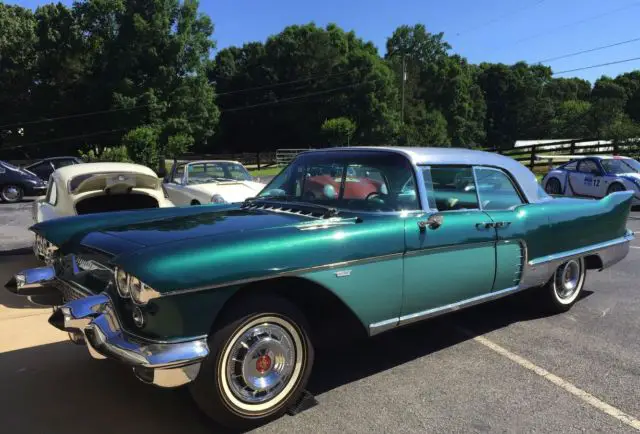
[460,329,640,431]
[630,246,640,249]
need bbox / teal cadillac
[6,147,635,429]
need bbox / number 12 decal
[583,177,600,187]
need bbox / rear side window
[473,167,524,210]
[422,166,479,211]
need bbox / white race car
[162,160,266,206]
[33,162,174,223]
[541,155,640,205]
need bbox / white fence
[275,148,313,167]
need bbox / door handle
[418,214,444,232]
[494,221,511,228]
[476,222,494,229]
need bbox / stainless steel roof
[305,146,550,203]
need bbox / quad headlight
[114,268,160,305]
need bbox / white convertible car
[162,160,265,205]
[33,162,174,223]
[541,155,640,205]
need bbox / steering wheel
[365,191,383,201]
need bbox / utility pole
[401,55,406,125]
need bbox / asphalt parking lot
[0,201,639,433]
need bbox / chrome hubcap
[226,322,297,404]
[3,186,19,200]
[555,259,580,299]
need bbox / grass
[249,166,282,177]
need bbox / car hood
[186,180,265,202]
[99,207,306,248]
[31,203,317,255]
[617,173,640,184]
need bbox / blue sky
[10,0,640,83]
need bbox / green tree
[212,23,399,151]
[0,4,37,150]
[550,100,592,137]
[320,117,356,145]
[122,125,160,167]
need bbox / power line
[456,0,546,37]
[2,78,382,151]
[537,36,640,63]
[553,56,640,75]
[222,78,384,112]
[216,69,366,97]
[513,1,640,46]
[0,68,369,130]
[0,105,152,130]
[1,127,130,150]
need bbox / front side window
[422,166,479,211]
[473,167,524,210]
[259,151,419,212]
[562,161,578,171]
[600,158,640,175]
[577,160,599,174]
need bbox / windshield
[600,158,640,175]
[186,162,252,184]
[258,151,420,212]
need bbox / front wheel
[0,185,24,203]
[190,294,314,430]
[542,257,586,312]
[607,183,626,195]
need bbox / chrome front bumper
[50,294,210,388]
[6,267,209,388]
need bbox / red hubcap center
[256,355,272,373]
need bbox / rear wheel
[544,178,562,195]
[542,257,586,312]
[0,185,24,203]
[190,294,314,430]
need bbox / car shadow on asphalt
[309,289,592,393]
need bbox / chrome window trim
[472,166,526,210]
[260,149,424,213]
[418,164,482,213]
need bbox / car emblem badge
[335,270,352,278]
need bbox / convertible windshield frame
[184,161,252,184]
[258,150,426,214]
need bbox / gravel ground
[0,201,638,433]
[0,199,34,252]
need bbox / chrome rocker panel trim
[51,294,209,388]
[369,231,634,336]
